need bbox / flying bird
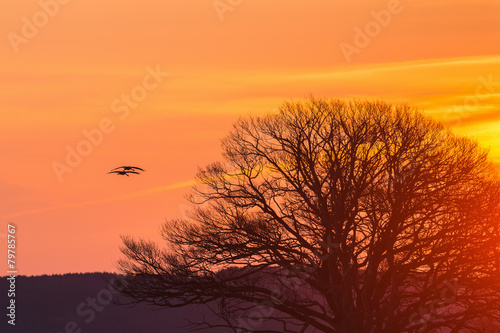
[108,170,140,177]
[111,166,145,172]
[108,166,145,177]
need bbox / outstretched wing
[111,166,145,172]
[125,171,140,175]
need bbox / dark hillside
[0,273,221,333]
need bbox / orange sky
[1,0,499,276]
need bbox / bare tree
[117,98,500,332]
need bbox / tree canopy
[117,98,500,332]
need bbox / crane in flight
[111,166,145,172]
[107,166,145,176]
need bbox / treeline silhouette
[0,272,226,333]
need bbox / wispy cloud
[0,179,196,219]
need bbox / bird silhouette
[112,166,145,172]
[108,170,140,176]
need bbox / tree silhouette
[117,98,500,332]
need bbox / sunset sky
[1,0,499,276]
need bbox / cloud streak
[0,179,196,219]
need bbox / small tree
[117,98,500,332]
